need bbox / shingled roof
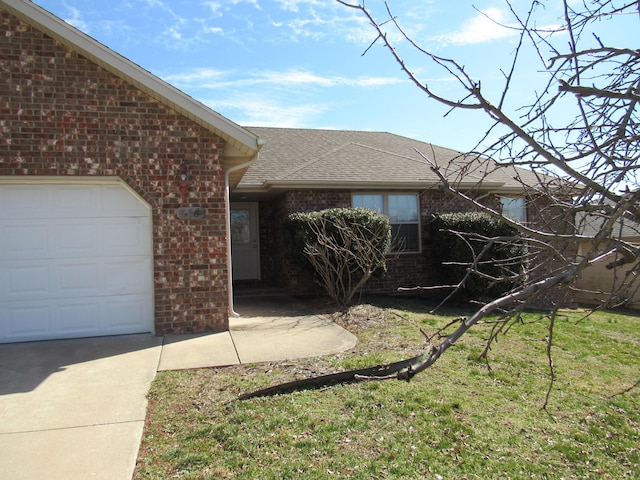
[238,127,541,195]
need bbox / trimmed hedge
[283,207,391,304]
[427,212,525,300]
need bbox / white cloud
[206,93,329,127]
[143,0,165,6]
[62,6,89,33]
[164,68,403,90]
[232,0,262,10]
[203,2,223,16]
[436,7,518,46]
[201,25,225,35]
[98,19,134,39]
[163,66,403,129]
[203,0,261,17]
[257,70,403,88]
[274,0,324,13]
[267,0,378,45]
[163,68,228,83]
[343,21,379,46]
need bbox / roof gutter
[224,153,260,318]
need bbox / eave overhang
[235,179,507,192]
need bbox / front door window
[231,210,251,245]
[230,203,260,281]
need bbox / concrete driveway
[0,293,356,479]
[0,334,163,480]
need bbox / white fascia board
[260,180,505,191]
[0,0,263,156]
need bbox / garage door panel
[2,258,150,301]
[1,182,154,343]
[54,222,100,257]
[0,184,150,220]
[0,262,47,301]
[0,185,49,219]
[101,185,150,217]
[0,223,49,260]
[55,262,101,296]
[104,257,151,295]
[2,295,152,342]
[5,265,50,299]
[102,218,150,255]
[2,304,52,340]
[2,259,100,301]
[58,302,101,333]
[105,295,152,330]
[0,217,148,261]
[52,185,99,217]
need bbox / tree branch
[558,79,640,102]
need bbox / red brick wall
[363,190,495,295]
[264,189,575,309]
[257,191,349,295]
[256,200,281,286]
[0,11,229,334]
[263,189,489,298]
[523,194,578,309]
[281,190,352,212]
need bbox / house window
[353,193,420,252]
[500,197,526,222]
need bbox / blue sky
[34,0,635,152]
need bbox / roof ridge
[350,141,436,165]
[277,142,353,180]
[277,141,474,182]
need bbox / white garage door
[0,182,154,343]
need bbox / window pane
[230,210,251,245]
[353,193,421,253]
[388,195,418,222]
[391,224,420,252]
[501,197,526,222]
[353,194,383,213]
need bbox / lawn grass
[134,299,639,479]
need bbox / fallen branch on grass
[237,349,432,401]
[238,267,577,402]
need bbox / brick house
[229,127,569,307]
[0,0,263,342]
[0,1,569,344]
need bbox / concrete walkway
[160,293,355,370]
[0,294,355,480]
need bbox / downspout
[224,152,260,318]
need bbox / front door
[230,203,260,281]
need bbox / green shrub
[427,212,525,300]
[283,207,391,305]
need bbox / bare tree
[334,0,639,401]
[241,1,638,403]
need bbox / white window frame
[352,192,421,253]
